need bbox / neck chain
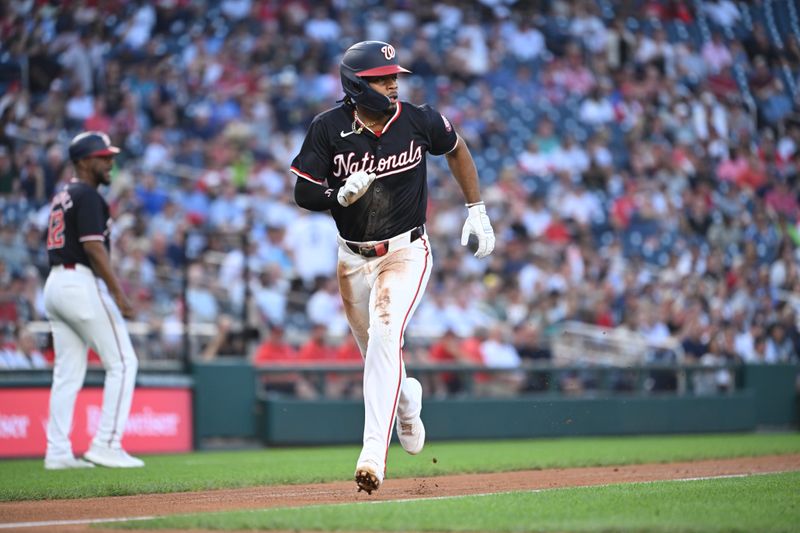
[353,111,381,134]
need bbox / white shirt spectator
[434,3,463,29]
[734,328,756,362]
[556,186,603,226]
[675,43,707,80]
[121,3,156,49]
[59,37,93,94]
[0,347,48,369]
[208,186,248,230]
[305,8,341,42]
[306,285,341,327]
[778,135,796,161]
[442,295,494,337]
[284,212,339,286]
[221,0,252,20]
[552,141,591,176]
[703,0,741,28]
[521,202,552,238]
[186,264,218,323]
[142,140,170,172]
[518,262,544,300]
[590,142,614,169]
[65,91,94,122]
[451,27,490,77]
[306,281,349,336]
[480,334,522,368]
[408,295,450,338]
[505,22,547,61]
[518,144,554,176]
[570,12,608,54]
[579,96,615,126]
[253,283,287,326]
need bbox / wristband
[465,201,485,208]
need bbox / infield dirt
[1,453,798,532]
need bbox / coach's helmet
[340,41,410,113]
[69,131,120,162]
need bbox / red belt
[346,225,424,258]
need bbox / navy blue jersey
[290,101,458,241]
[46,180,110,269]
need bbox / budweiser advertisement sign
[0,388,193,457]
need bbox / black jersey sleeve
[76,189,107,243]
[294,178,340,211]
[420,104,458,156]
[290,116,333,184]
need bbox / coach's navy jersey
[290,101,458,242]
[46,180,111,269]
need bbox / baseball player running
[43,131,143,469]
[291,41,495,493]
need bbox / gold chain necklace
[352,111,381,134]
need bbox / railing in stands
[253,362,741,399]
[548,320,685,367]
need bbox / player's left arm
[445,134,496,259]
[445,134,482,205]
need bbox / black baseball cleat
[355,462,382,494]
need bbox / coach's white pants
[337,232,432,477]
[44,264,138,459]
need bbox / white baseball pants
[44,264,138,459]
[337,230,432,477]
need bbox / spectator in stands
[428,328,484,396]
[702,0,740,29]
[185,262,219,323]
[0,327,48,369]
[295,324,352,398]
[306,276,348,335]
[479,324,526,396]
[0,145,15,194]
[326,333,363,399]
[0,0,798,386]
[765,322,795,363]
[252,323,317,399]
[696,333,736,394]
[744,23,780,67]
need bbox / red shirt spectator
[297,325,336,363]
[252,326,297,366]
[333,335,363,364]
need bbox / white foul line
[0,515,155,529]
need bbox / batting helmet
[69,131,120,162]
[340,41,410,113]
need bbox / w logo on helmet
[381,45,396,60]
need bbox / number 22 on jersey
[47,209,65,249]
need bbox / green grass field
[111,471,800,532]
[0,433,798,502]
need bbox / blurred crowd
[1,1,800,393]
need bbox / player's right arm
[83,241,135,318]
[293,178,340,211]
[291,114,352,211]
[294,171,376,210]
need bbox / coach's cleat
[355,461,382,494]
[44,456,95,470]
[84,445,144,468]
[397,377,425,455]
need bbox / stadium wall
[189,362,798,447]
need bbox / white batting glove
[461,202,496,258]
[337,171,376,207]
